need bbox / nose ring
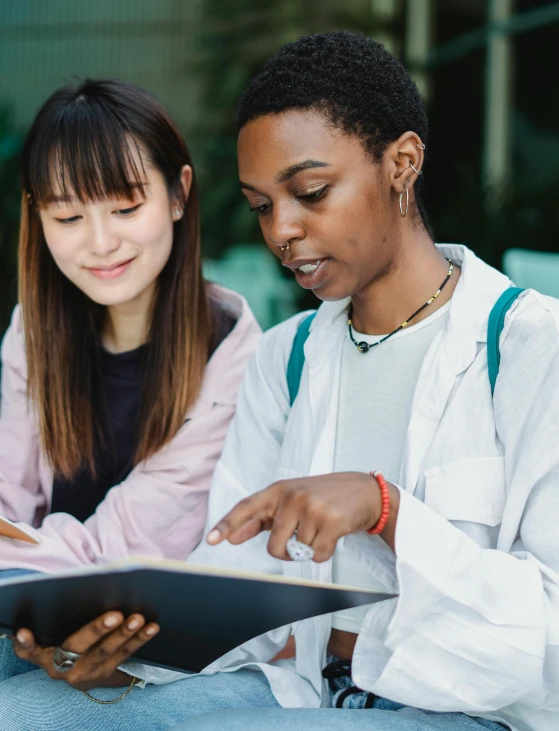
[279,242,290,252]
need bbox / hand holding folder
[0,557,395,673]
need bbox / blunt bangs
[25,94,147,207]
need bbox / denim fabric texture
[172,661,508,731]
[172,706,510,731]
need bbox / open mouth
[292,258,330,290]
[297,260,323,274]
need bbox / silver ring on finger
[53,646,82,673]
[286,535,315,562]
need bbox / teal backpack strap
[287,312,317,406]
[288,294,524,402]
[487,287,524,396]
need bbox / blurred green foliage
[1,2,559,340]
[192,0,559,311]
[192,0,392,262]
[428,113,559,270]
[0,110,22,337]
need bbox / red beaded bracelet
[367,470,391,535]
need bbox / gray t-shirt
[332,301,450,633]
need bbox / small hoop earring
[399,186,409,217]
[409,162,422,175]
[417,142,426,150]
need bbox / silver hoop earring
[417,142,426,150]
[399,186,409,217]
[409,163,422,175]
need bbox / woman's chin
[310,282,354,303]
[76,282,144,308]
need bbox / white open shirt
[125,244,559,731]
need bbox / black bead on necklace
[347,259,454,354]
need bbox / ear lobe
[172,205,184,222]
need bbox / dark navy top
[50,306,236,522]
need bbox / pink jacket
[0,285,261,573]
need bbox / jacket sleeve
[120,316,302,686]
[185,313,305,574]
[0,306,47,525]
[352,293,559,716]
[0,402,239,572]
[0,309,262,572]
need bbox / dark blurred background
[1,0,558,334]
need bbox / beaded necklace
[347,259,454,354]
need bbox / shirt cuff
[118,661,189,688]
[386,486,466,645]
[352,486,464,689]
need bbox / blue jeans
[0,570,507,731]
[173,706,509,731]
[171,658,507,731]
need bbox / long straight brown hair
[19,79,211,479]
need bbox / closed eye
[55,215,81,225]
[115,204,143,216]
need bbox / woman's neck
[101,282,156,354]
[350,235,460,336]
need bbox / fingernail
[16,631,27,645]
[145,625,158,636]
[127,618,141,631]
[104,614,120,628]
[206,529,221,544]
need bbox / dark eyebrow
[276,159,330,184]
[239,159,330,192]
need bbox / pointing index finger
[206,487,277,545]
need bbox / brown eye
[249,202,271,215]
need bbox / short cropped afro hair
[237,31,428,221]
[238,30,427,158]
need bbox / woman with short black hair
[167,31,556,731]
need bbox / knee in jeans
[173,710,252,730]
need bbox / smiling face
[38,147,187,309]
[238,109,411,302]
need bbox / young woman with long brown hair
[0,78,259,715]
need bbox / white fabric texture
[332,302,450,634]
[126,244,559,731]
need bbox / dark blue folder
[0,559,395,673]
